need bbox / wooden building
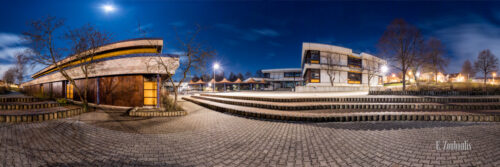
[22,38,180,107]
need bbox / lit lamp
[213,63,220,92]
[493,72,497,84]
[381,65,388,84]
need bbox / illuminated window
[144,76,157,106]
[66,82,73,99]
[348,72,362,84]
[310,69,320,83]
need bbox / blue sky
[1,0,500,80]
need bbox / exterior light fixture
[213,63,220,92]
[381,65,388,74]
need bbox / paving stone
[0,100,498,166]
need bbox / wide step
[200,94,500,103]
[192,95,500,111]
[183,96,500,122]
[0,102,60,110]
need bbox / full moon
[102,4,115,13]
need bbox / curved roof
[31,38,163,79]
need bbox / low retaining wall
[0,97,39,103]
[295,86,370,92]
[0,107,85,123]
[370,91,500,96]
[0,103,60,110]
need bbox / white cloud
[214,23,280,41]
[0,46,29,64]
[0,32,30,80]
[252,28,279,37]
[434,23,500,73]
[0,33,27,47]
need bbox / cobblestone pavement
[0,100,499,166]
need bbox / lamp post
[213,63,219,92]
[493,72,497,84]
[381,65,388,86]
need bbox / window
[144,76,158,106]
[310,69,320,83]
[305,50,320,64]
[348,72,362,84]
[284,72,301,78]
[348,56,362,68]
[66,82,73,99]
[378,76,383,85]
[263,73,270,78]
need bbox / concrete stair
[183,94,500,122]
[0,102,60,110]
[192,95,500,111]
[200,93,500,103]
[0,96,84,123]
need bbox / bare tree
[364,56,381,91]
[378,19,424,91]
[3,67,16,85]
[153,26,214,108]
[324,53,339,86]
[14,52,29,85]
[23,16,110,111]
[424,38,448,83]
[461,59,474,80]
[65,24,111,110]
[474,49,498,90]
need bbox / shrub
[0,86,8,94]
[33,92,49,100]
[160,91,183,111]
[56,98,68,106]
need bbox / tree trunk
[484,71,487,91]
[402,69,406,91]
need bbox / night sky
[1,0,500,80]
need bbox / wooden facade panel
[74,78,97,103]
[99,75,144,107]
[42,83,51,97]
[52,81,64,98]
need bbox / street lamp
[493,72,497,84]
[213,63,220,92]
[381,65,389,85]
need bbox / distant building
[261,68,303,91]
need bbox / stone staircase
[0,97,84,123]
[182,94,500,122]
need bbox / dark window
[348,72,362,84]
[263,73,270,78]
[284,72,301,78]
[348,56,362,68]
[305,50,320,64]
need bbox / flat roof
[31,38,163,78]
[261,68,301,73]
